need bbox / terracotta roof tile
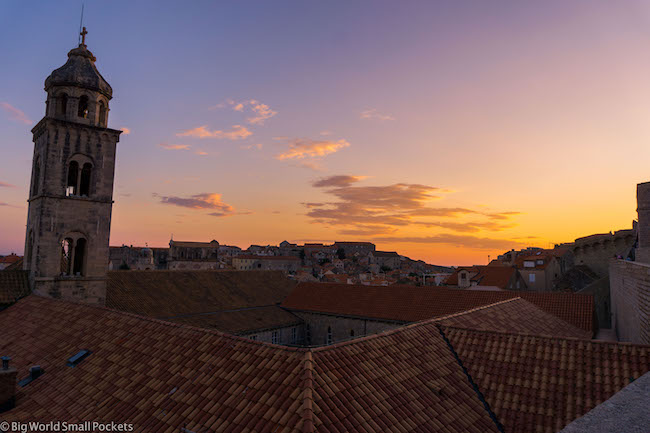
[282,283,594,333]
[167,306,303,334]
[0,269,30,305]
[1,295,501,432]
[106,270,295,317]
[435,298,592,339]
[443,326,650,433]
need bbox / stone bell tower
[24,28,121,305]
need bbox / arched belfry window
[78,95,89,118]
[58,94,68,116]
[66,157,93,197]
[98,101,107,126]
[60,234,87,276]
[80,163,92,196]
[66,161,79,196]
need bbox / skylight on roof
[67,349,92,367]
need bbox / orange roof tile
[167,306,303,334]
[0,295,501,432]
[443,326,650,433]
[435,298,591,339]
[282,283,594,333]
[0,270,30,305]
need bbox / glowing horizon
[0,1,647,266]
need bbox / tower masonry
[24,28,121,305]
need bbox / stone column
[636,181,650,264]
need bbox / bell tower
[24,28,121,305]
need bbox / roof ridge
[440,325,650,347]
[432,297,522,321]
[298,350,316,432]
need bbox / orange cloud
[275,138,350,160]
[360,108,394,121]
[195,150,208,156]
[1,102,32,125]
[158,143,191,150]
[0,182,16,188]
[312,175,366,188]
[177,125,252,140]
[157,193,235,216]
[121,127,131,135]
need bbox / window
[60,238,73,275]
[78,95,89,118]
[350,329,355,337]
[98,101,107,126]
[58,93,68,116]
[529,273,536,283]
[66,161,79,196]
[271,331,279,344]
[524,261,535,268]
[73,238,86,276]
[249,335,257,341]
[536,260,544,265]
[291,327,297,344]
[60,236,87,276]
[79,163,92,196]
[305,324,311,345]
[327,326,332,345]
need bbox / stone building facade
[23,34,121,305]
[610,181,650,344]
[232,255,300,273]
[289,311,403,345]
[572,230,636,277]
[168,240,219,270]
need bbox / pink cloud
[360,108,394,121]
[0,182,16,188]
[275,138,350,160]
[176,125,252,140]
[158,143,191,150]
[1,102,32,125]
[121,127,131,135]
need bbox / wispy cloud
[177,125,252,140]
[212,99,278,125]
[241,143,263,150]
[312,175,366,188]
[360,108,394,121]
[195,150,208,156]
[374,234,523,250]
[275,138,350,160]
[121,127,131,135]
[158,143,191,150]
[0,182,16,188]
[304,176,522,248]
[292,160,325,171]
[157,192,236,216]
[1,102,32,125]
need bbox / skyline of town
[1,1,648,266]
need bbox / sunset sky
[1,1,649,266]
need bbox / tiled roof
[443,326,650,433]
[2,257,24,271]
[436,298,592,339]
[235,255,301,261]
[372,251,400,258]
[167,306,303,334]
[0,254,22,264]
[0,295,501,433]
[282,283,594,333]
[106,270,297,331]
[0,270,30,305]
[444,266,516,288]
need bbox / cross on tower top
[80,27,88,46]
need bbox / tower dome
[44,43,112,98]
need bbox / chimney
[637,182,650,264]
[0,356,17,413]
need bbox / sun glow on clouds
[121,127,131,134]
[275,138,350,160]
[304,175,523,249]
[156,193,236,217]
[214,99,278,125]
[177,125,252,140]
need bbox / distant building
[232,255,300,273]
[370,251,401,270]
[514,253,563,291]
[168,240,219,270]
[0,254,22,271]
[444,266,526,291]
[333,241,375,257]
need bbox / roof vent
[67,350,92,368]
[18,366,44,387]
